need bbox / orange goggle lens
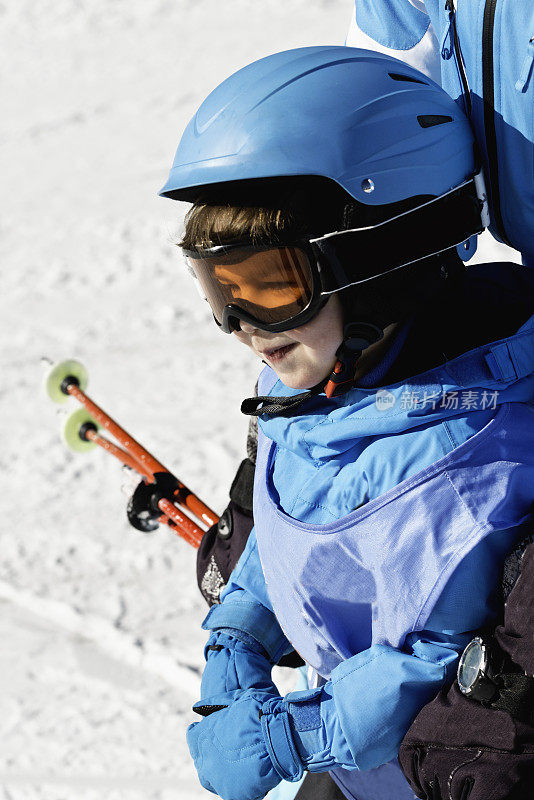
[185,246,314,327]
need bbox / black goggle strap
[313,174,488,295]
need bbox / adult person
[346,0,534,267]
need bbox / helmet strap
[241,381,324,417]
[324,322,384,398]
[241,321,384,417]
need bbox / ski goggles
[183,242,325,333]
[182,174,488,334]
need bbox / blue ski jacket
[201,264,534,800]
[346,0,534,267]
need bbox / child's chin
[274,368,326,391]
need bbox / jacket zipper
[482,0,511,245]
[443,0,472,117]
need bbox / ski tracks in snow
[0,581,205,799]
[0,579,201,691]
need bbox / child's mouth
[263,343,297,363]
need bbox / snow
[1,2,521,798]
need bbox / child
[160,47,534,800]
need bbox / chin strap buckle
[324,322,383,398]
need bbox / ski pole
[83,426,154,480]
[81,429,208,545]
[66,381,218,528]
[77,425,207,546]
[157,499,205,548]
[46,360,219,547]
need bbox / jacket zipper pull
[516,37,534,93]
[440,0,455,60]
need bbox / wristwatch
[457,635,534,723]
[457,636,501,702]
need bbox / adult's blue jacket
[346,0,534,267]
[202,263,534,800]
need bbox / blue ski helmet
[160,47,489,403]
[159,46,478,209]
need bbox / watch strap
[490,672,534,724]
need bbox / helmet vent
[417,114,453,128]
[388,72,427,85]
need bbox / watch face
[458,637,486,695]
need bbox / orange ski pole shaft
[63,379,219,527]
[85,426,204,546]
[85,428,154,480]
[88,431,204,546]
[157,499,204,548]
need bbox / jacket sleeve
[345,0,441,85]
[197,414,258,606]
[201,526,292,665]
[287,637,461,772]
[285,527,516,772]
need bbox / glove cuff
[260,697,304,783]
[202,601,290,663]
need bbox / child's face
[233,294,344,390]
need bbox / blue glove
[187,690,305,800]
[200,629,277,705]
